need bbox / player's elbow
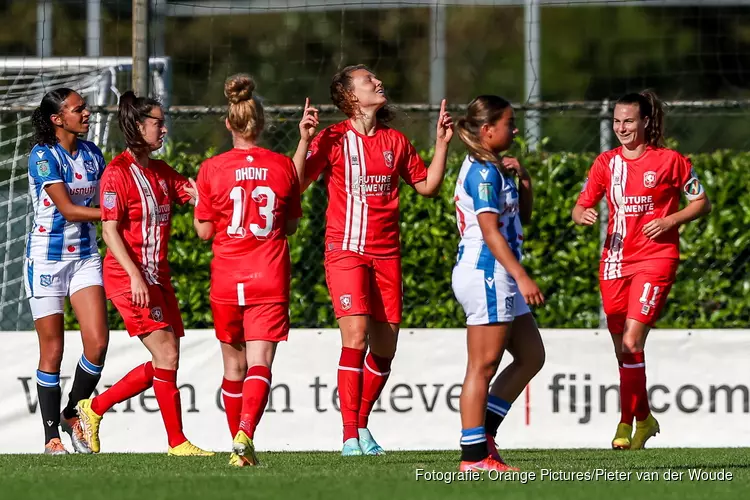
[417,182,440,198]
[195,227,214,241]
[571,205,583,224]
[101,226,116,245]
[193,220,214,241]
[285,219,300,236]
[57,205,82,222]
[701,197,712,216]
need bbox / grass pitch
[0,449,746,500]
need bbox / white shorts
[24,255,103,320]
[452,265,530,325]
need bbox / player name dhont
[235,167,268,181]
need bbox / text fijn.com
[415,468,733,484]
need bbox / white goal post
[0,57,171,330]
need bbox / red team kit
[576,145,704,333]
[306,120,428,323]
[100,150,193,337]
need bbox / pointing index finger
[440,98,446,115]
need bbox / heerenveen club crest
[643,171,657,189]
[84,160,97,175]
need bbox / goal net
[0,57,170,330]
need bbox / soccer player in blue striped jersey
[25,89,109,455]
[452,96,546,472]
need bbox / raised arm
[412,99,454,197]
[293,98,320,185]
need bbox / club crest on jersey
[84,160,97,175]
[40,274,53,287]
[246,155,254,163]
[150,306,164,322]
[383,150,394,170]
[340,294,352,311]
[103,191,117,210]
[36,160,50,178]
[643,171,657,189]
[159,179,169,196]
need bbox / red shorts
[211,301,289,344]
[324,250,402,324]
[110,284,185,338]
[600,261,677,334]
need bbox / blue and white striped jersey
[453,155,524,273]
[26,140,105,261]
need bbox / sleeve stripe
[475,207,501,215]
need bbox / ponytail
[118,90,162,152]
[224,74,264,140]
[640,90,665,147]
[456,117,500,166]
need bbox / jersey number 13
[226,186,275,238]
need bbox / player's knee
[39,344,64,369]
[224,363,246,381]
[525,344,546,376]
[467,358,500,384]
[154,346,179,370]
[341,328,367,351]
[621,337,644,354]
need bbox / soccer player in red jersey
[192,75,302,467]
[76,91,213,456]
[573,91,711,450]
[293,65,454,456]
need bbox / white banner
[1,329,749,453]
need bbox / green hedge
[67,144,748,331]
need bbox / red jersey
[577,146,705,280]
[100,151,192,298]
[305,120,427,257]
[195,148,302,305]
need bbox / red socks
[153,368,187,448]
[358,353,392,429]
[620,351,649,424]
[338,347,365,442]
[238,365,272,439]
[90,362,187,448]
[91,362,154,415]
[221,378,244,438]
